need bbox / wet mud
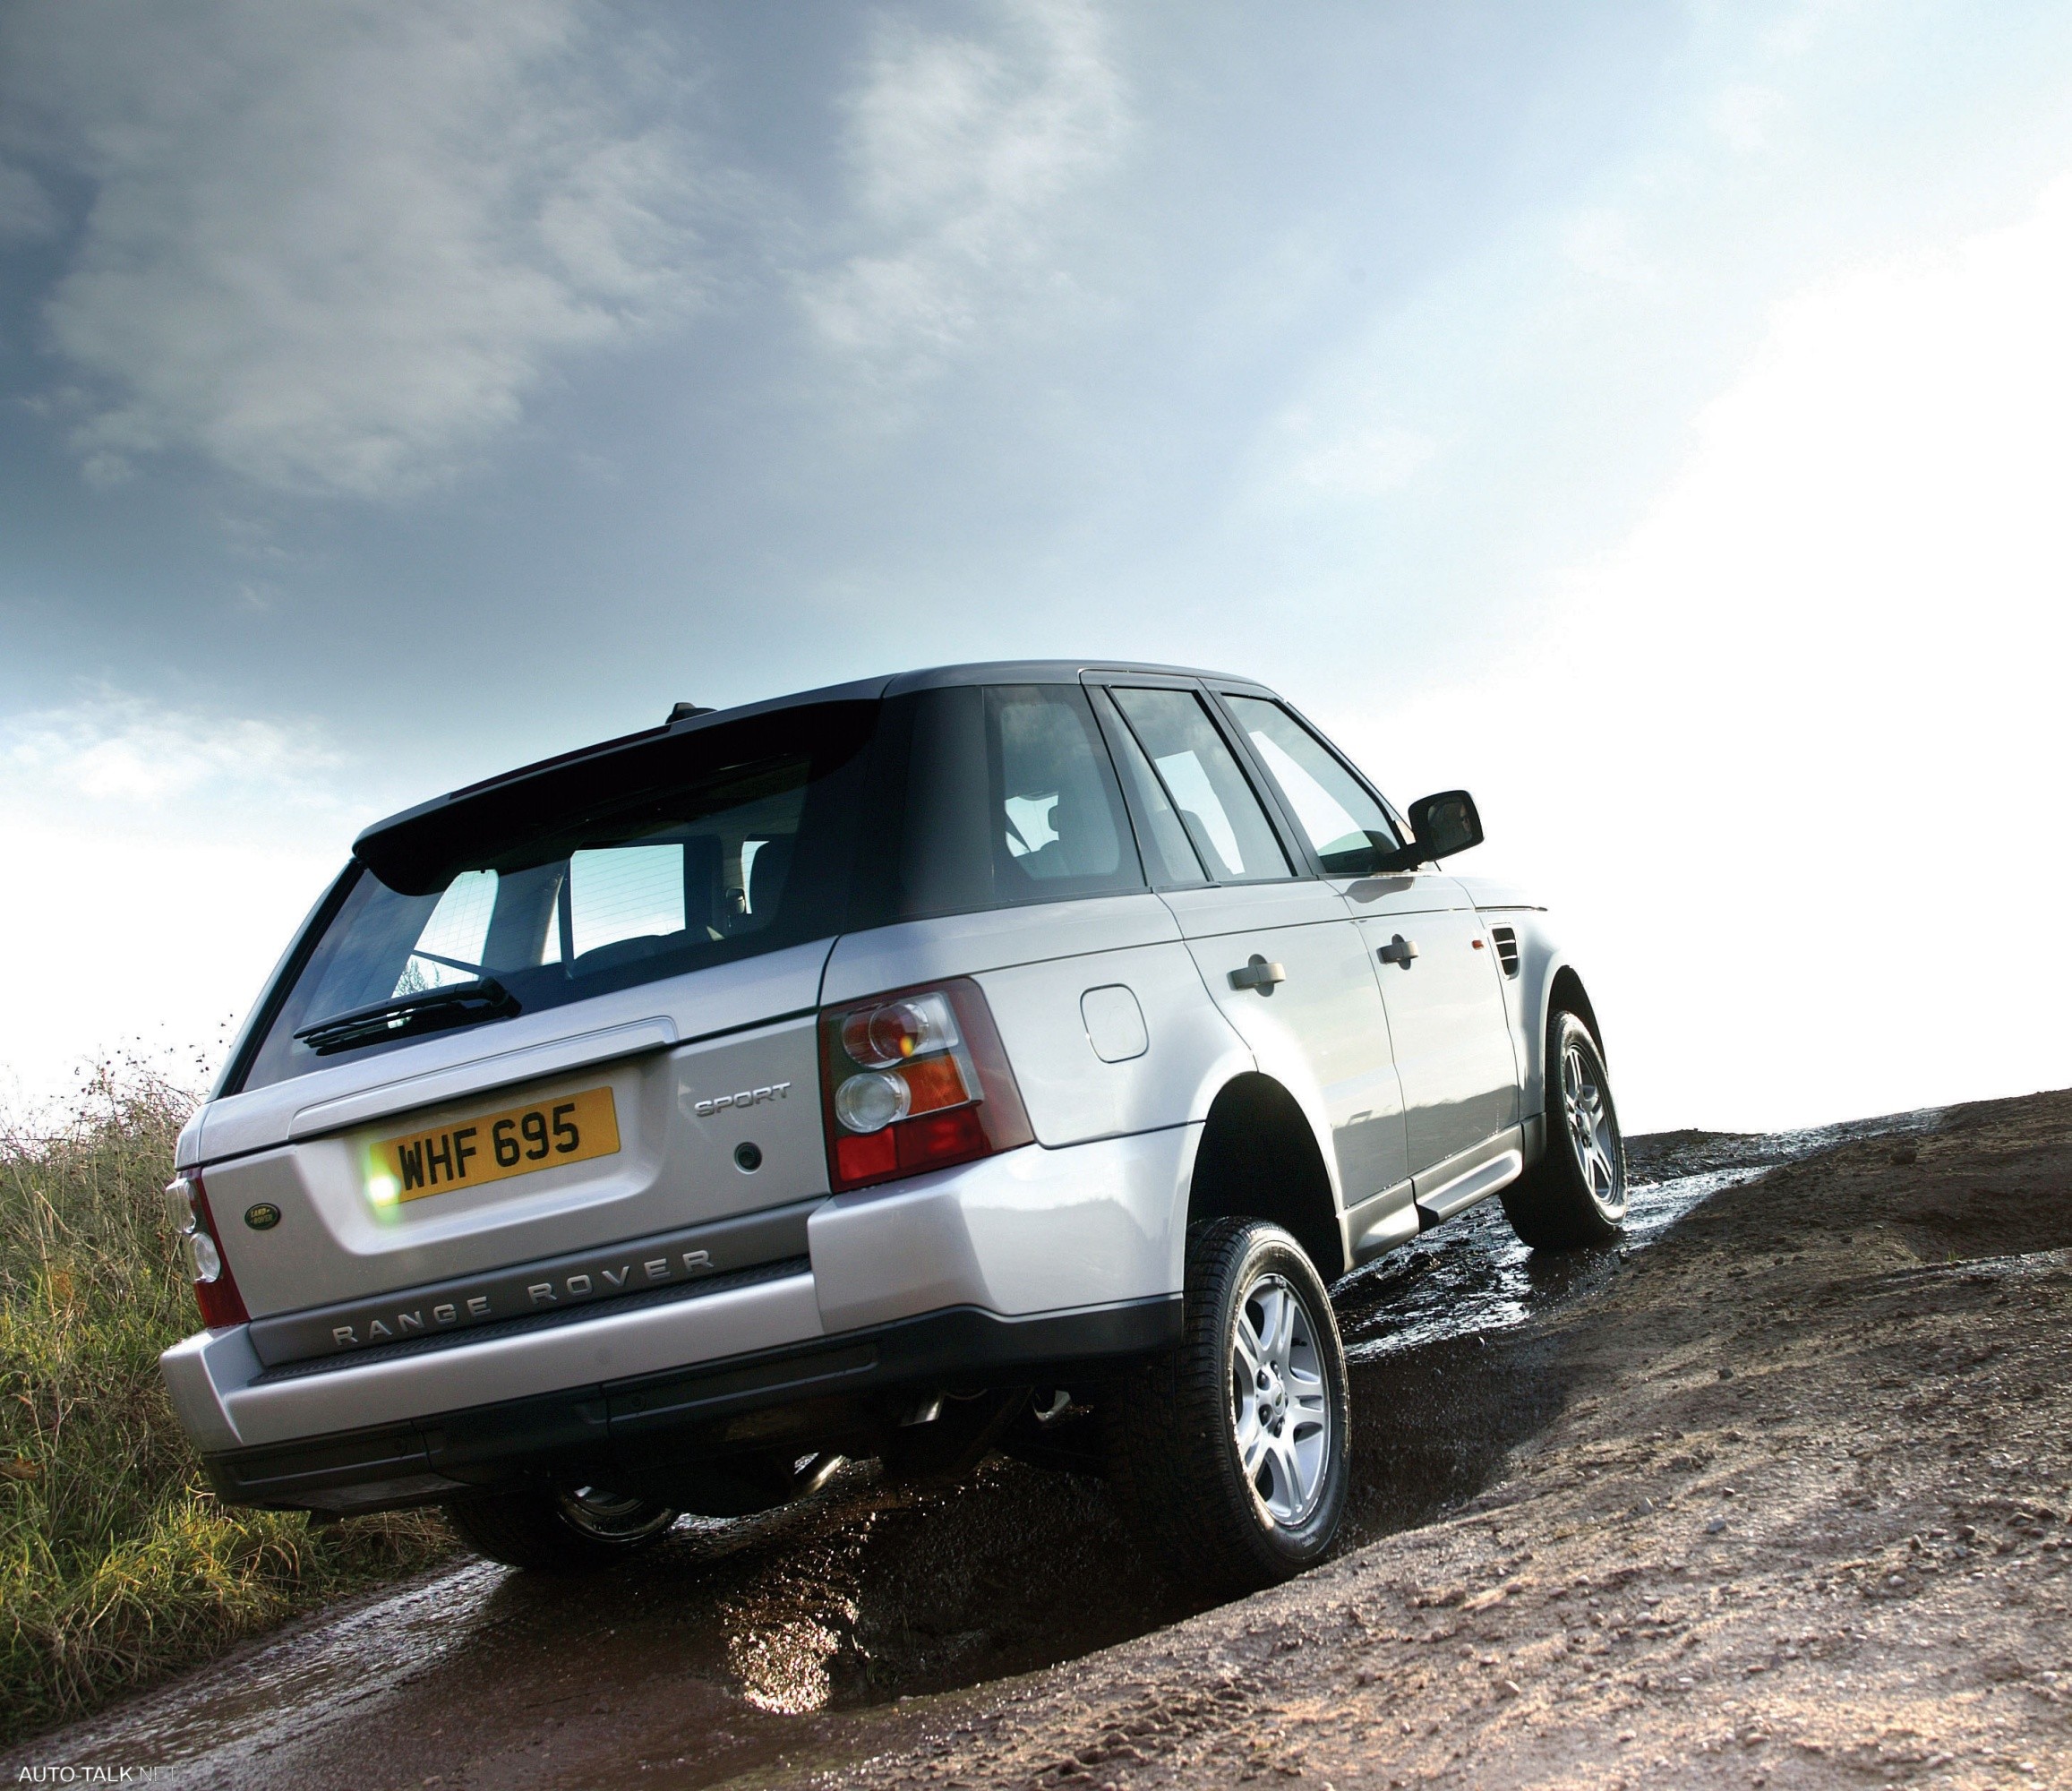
[4,1108,1950,1788]
[842,1086,2072,1791]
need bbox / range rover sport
[160,662,1625,1591]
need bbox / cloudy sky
[4,0,2070,1130]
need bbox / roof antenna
[667,700,715,724]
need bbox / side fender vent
[1488,924,1520,979]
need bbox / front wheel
[1107,1219,1350,1594]
[445,1485,678,1572]
[1501,1009,1626,1250]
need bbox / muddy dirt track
[13,1090,2072,1789]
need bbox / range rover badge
[245,1203,282,1230]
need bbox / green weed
[0,1064,451,1744]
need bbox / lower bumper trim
[202,1294,1181,1514]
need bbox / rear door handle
[1229,955,1287,993]
[1378,934,1419,968]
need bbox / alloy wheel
[1561,1039,1624,1216]
[1229,1272,1332,1526]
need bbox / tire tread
[1501,1009,1625,1251]
[1106,1218,1349,1594]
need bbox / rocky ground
[825,1088,2072,1791]
[11,1089,2069,1790]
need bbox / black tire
[1106,1219,1350,1595]
[444,1486,678,1572]
[1501,1008,1627,1251]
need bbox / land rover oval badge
[244,1203,281,1230]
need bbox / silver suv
[161,663,1624,1590]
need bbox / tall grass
[1,1064,451,1744]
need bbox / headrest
[749,836,794,916]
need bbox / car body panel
[1449,876,1576,1133]
[974,943,1249,1146]
[1345,877,1520,1175]
[809,1125,1198,1331]
[820,894,1178,1006]
[1160,880,1409,1206]
[210,1015,828,1317]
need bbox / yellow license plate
[375,1086,621,1202]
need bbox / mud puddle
[13,1110,1944,1789]
[1331,1105,1943,1366]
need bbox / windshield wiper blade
[295,978,520,1057]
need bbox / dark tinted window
[235,704,876,1093]
[884,683,1143,921]
[1107,687,1291,882]
[1223,696,1401,874]
[1090,687,1206,887]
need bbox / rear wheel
[1107,1219,1349,1594]
[1501,1009,1626,1250]
[445,1485,678,1572]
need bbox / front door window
[1223,697,1401,875]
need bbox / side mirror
[1406,789,1483,861]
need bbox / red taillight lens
[820,979,1032,1192]
[833,1127,899,1183]
[892,1104,989,1171]
[168,1173,251,1329]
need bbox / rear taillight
[819,980,1033,1192]
[167,1172,251,1329]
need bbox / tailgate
[204,1013,827,1321]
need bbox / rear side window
[881,683,1144,921]
[233,705,873,1093]
[1106,687,1291,883]
[1090,688,1206,887]
[1223,696,1402,874]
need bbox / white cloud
[2,0,712,496]
[1561,207,1657,286]
[1709,82,1785,155]
[802,0,1128,380]
[1,695,344,808]
[0,694,371,1116]
[1280,424,1437,501]
[1326,173,2072,1130]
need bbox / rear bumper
[201,1294,1180,1514]
[163,1125,1196,1506]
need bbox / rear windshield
[228,684,1155,1096]
[232,703,878,1093]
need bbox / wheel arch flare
[1184,1072,1346,1283]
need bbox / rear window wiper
[295,978,520,1057]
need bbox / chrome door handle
[1378,934,1419,968]
[1229,955,1287,993]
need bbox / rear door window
[1089,688,1206,887]
[1106,687,1292,883]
